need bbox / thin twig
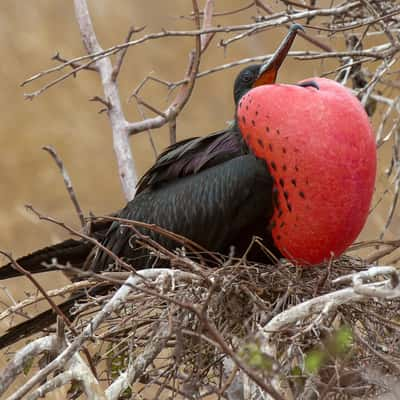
[200,0,215,53]
[25,204,138,276]
[52,51,97,73]
[0,251,75,332]
[42,146,85,228]
[112,25,145,81]
[0,280,95,322]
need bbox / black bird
[0,25,303,349]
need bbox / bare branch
[0,336,57,395]
[220,1,361,47]
[255,0,334,52]
[0,251,75,332]
[42,146,85,228]
[256,266,400,399]
[52,51,97,73]
[106,320,171,399]
[112,25,145,81]
[89,95,112,114]
[0,280,94,323]
[23,2,398,92]
[126,0,202,138]
[133,100,158,158]
[262,266,400,353]
[200,0,215,53]
[73,0,138,200]
[5,274,139,400]
[25,204,138,275]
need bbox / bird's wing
[0,157,276,349]
[95,154,276,270]
[136,125,246,193]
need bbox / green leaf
[240,342,274,371]
[23,357,34,375]
[331,326,353,355]
[304,349,325,374]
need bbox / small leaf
[328,326,353,356]
[23,357,34,375]
[305,349,325,374]
[240,342,274,371]
[291,365,302,377]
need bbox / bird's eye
[241,72,253,83]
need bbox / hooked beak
[252,24,304,88]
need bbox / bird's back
[95,153,276,270]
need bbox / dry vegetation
[1,0,400,399]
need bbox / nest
[57,251,400,400]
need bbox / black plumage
[95,153,275,269]
[0,63,280,349]
[0,22,307,347]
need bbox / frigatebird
[0,24,376,348]
[0,25,304,281]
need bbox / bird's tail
[0,239,94,280]
[0,282,115,350]
[0,240,95,349]
[0,219,114,349]
[0,218,112,280]
[0,294,82,350]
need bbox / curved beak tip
[253,24,304,87]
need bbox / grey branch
[73,0,138,200]
[106,320,171,398]
[1,269,200,400]
[256,265,400,400]
[5,274,139,400]
[27,349,106,400]
[0,336,57,395]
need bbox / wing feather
[136,125,246,193]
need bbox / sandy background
[0,1,397,397]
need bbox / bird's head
[233,24,304,104]
[236,28,377,266]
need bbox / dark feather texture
[95,153,275,270]
[0,63,279,349]
[136,125,246,193]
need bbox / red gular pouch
[237,77,377,265]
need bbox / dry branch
[4,1,400,398]
[3,253,400,399]
[73,0,138,200]
[42,146,85,228]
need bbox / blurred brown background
[0,0,343,257]
[1,0,394,294]
[0,1,397,395]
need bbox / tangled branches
[1,245,400,399]
[2,0,400,399]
